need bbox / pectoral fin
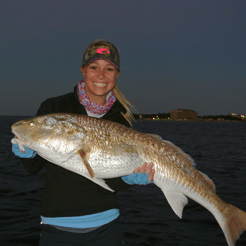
[78,150,95,178]
[76,150,114,192]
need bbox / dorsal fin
[147,134,163,140]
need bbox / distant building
[170,109,198,121]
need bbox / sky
[1,0,246,116]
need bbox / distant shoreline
[138,118,245,122]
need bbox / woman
[12,40,155,246]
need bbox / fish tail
[223,204,246,246]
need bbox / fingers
[134,162,155,181]
[145,162,154,175]
[148,168,155,182]
[139,162,148,173]
[134,166,140,173]
[145,162,155,181]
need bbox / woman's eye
[107,68,115,71]
[89,66,97,70]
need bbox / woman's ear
[80,67,85,77]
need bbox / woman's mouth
[93,82,107,88]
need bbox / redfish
[11,113,246,246]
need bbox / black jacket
[21,86,132,217]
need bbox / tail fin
[224,204,246,246]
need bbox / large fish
[11,113,246,246]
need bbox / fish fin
[78,150,95,178]
[164,190,188,219]
[198,171,216,192]
[154,180,188,218]
[82,173,115,193]
[222,204,246,246]
[147,134,163,140]
[94,178,115,193]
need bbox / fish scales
[11,113,246,246]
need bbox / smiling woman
[80,60,118,105]
[80,40,135,124]
[11,39,155,246]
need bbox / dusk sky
[1,0,246,116]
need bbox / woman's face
[80,59,119,105]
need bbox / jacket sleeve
[20,101,52,174]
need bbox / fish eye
[29,122,36,127]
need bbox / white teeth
[94,82,107,87]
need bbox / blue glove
[12,144,36,158]
[122,172,153,185]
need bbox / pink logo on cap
[96,48,110,54]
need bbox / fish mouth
[12,129,21,139]
[12,129,26,143]
[11,129,31,152]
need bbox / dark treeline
[134,113,245,121]
[134,113,170,120]
[200,114,244,121]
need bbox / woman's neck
[86,94,106,105]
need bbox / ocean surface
[1,116,246,246]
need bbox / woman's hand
[12,144,37,158]
[122,162,155,185]
[133,162,155,182]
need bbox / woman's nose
[98,68,105,79]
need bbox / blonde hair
[83,39,136,125]
[113,85,136,125]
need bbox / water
[1,116,246,246]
